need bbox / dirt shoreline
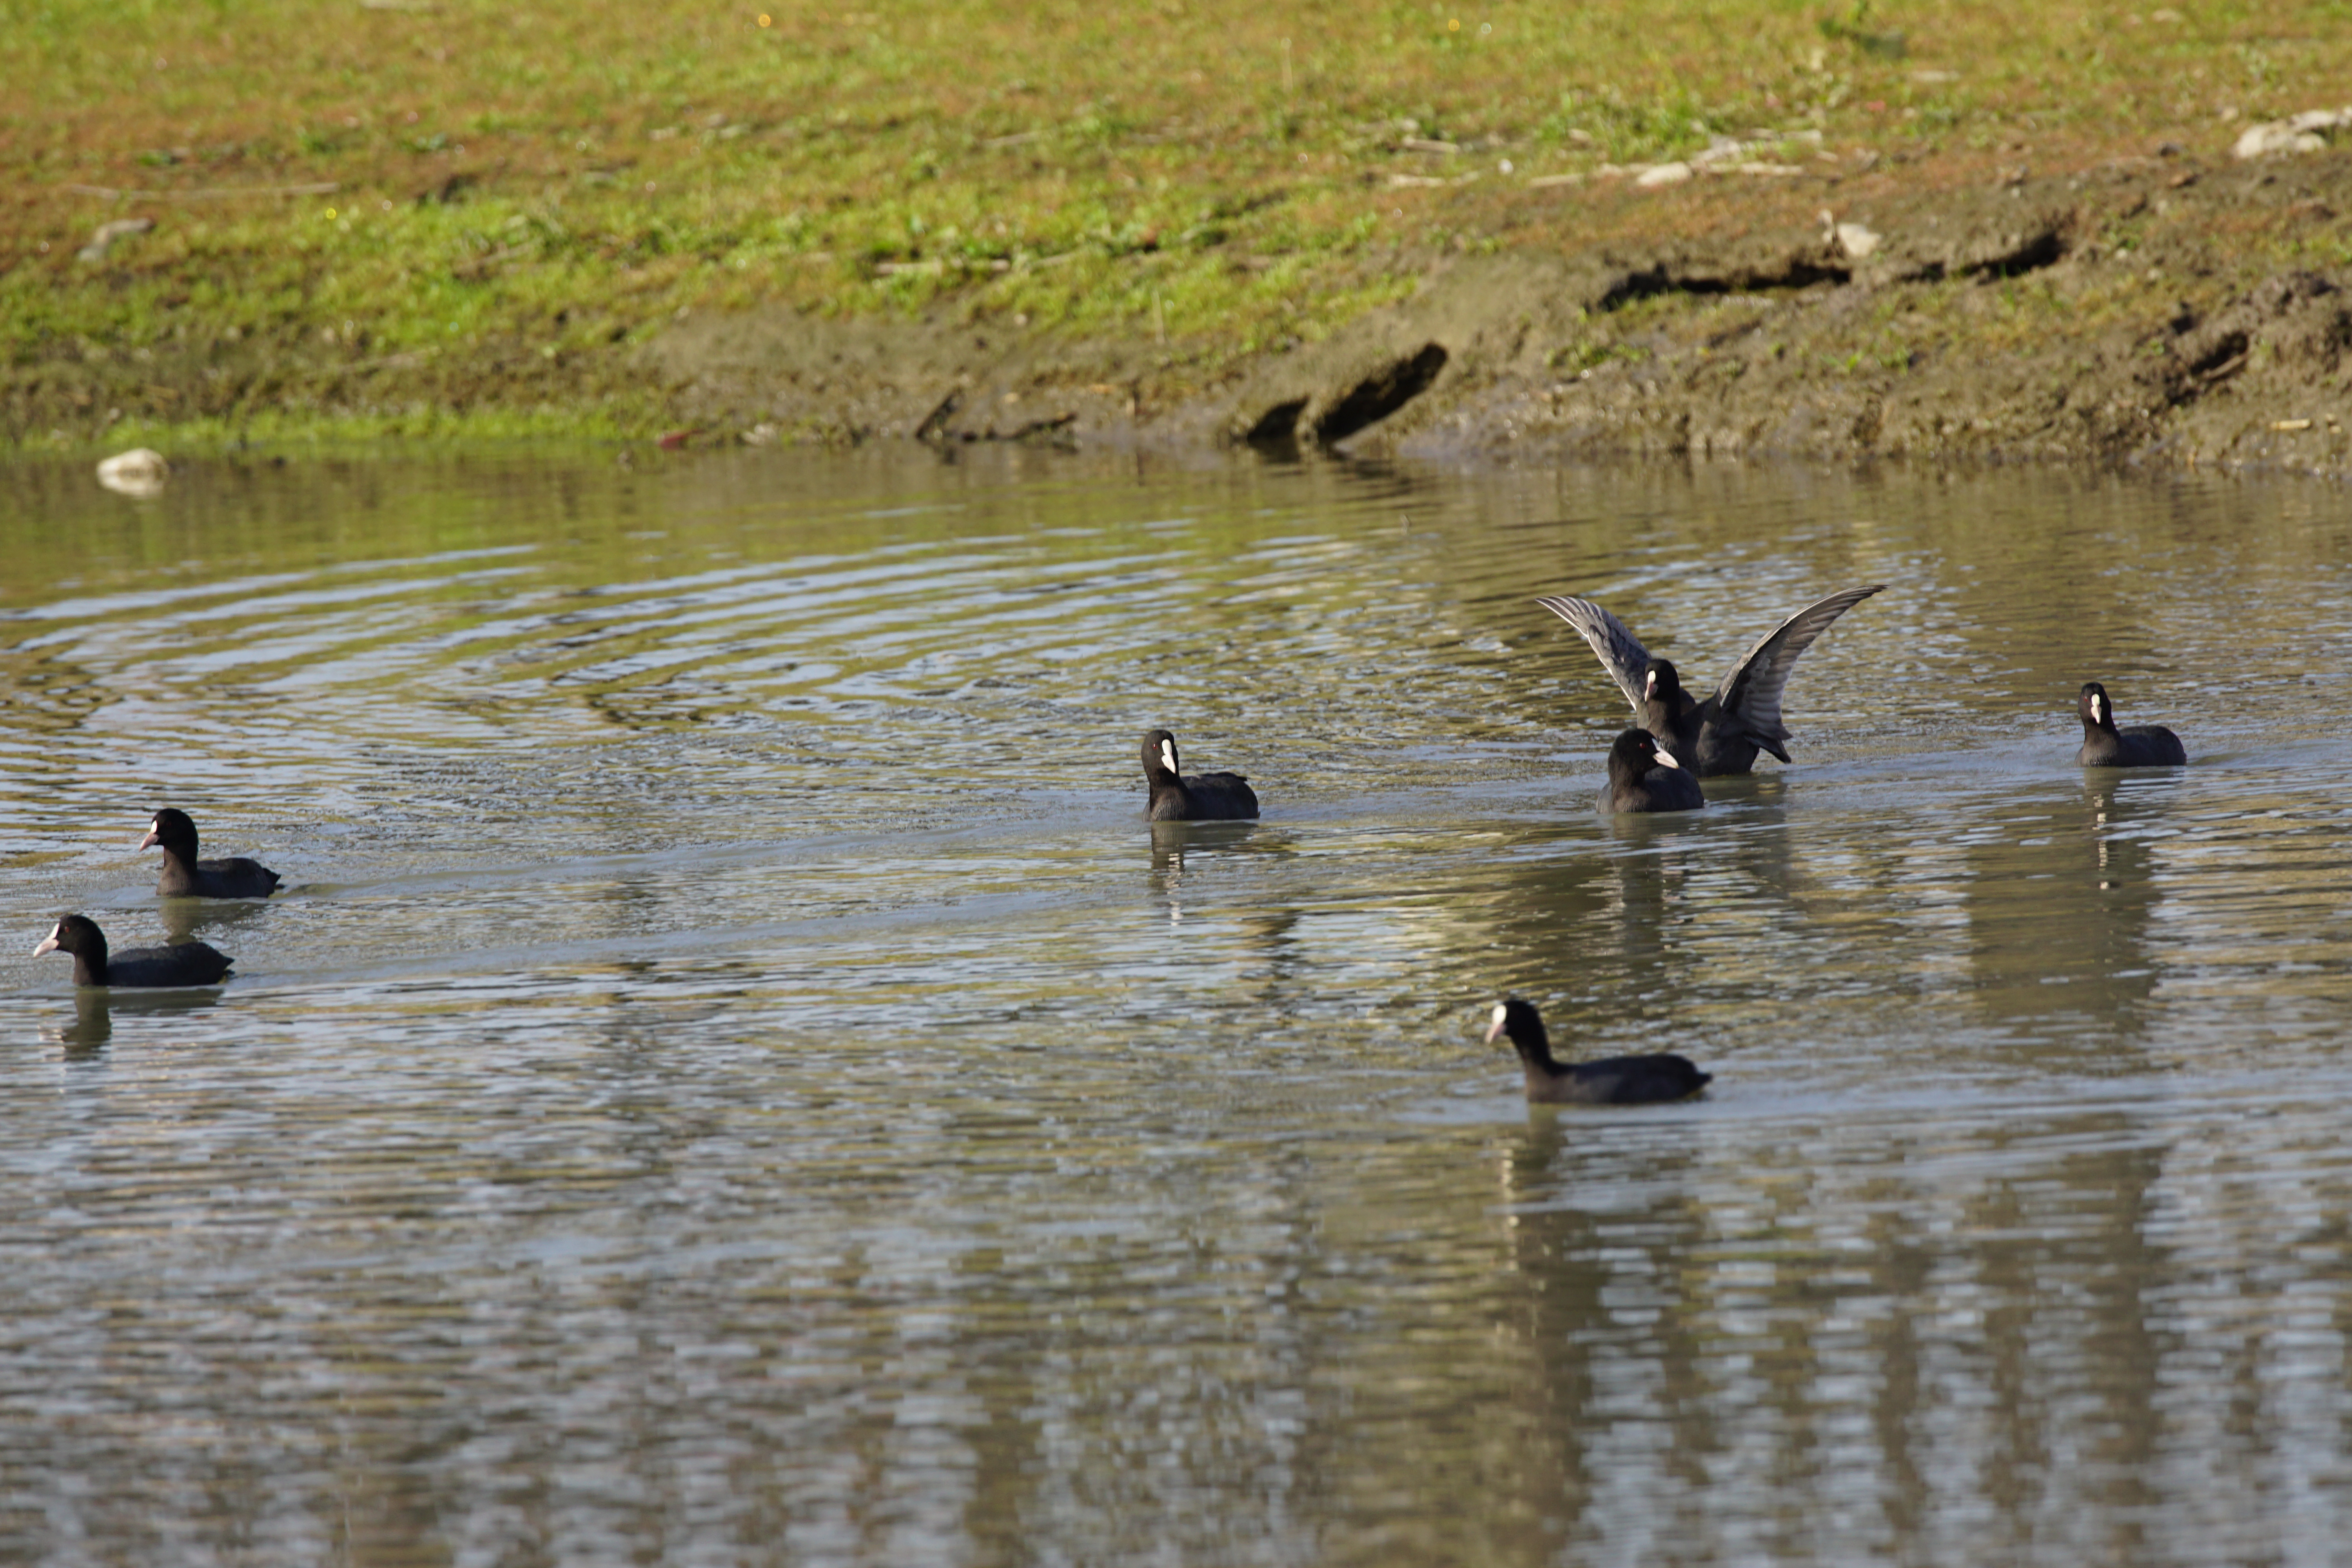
[652,146,2352,477]
[21,147,2352,479]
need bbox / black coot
[1142,730,1260,821]
[1599,728,1704,814]
[34,914,234,988]
[2076,682,2187,767]
[142,808,281,898]
[1538,585,1883,775]
[1486,998,1713,1105]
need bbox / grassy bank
[6,0,2351,451]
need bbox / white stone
[2233,107,2352,159]
[76,217,154,264]
[1835,223,1880,258]
[1820,210,1883,259]
[95,448,169,497]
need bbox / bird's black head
[2078,682,2115,732]
[1142,730,1181,784]
[1606,727,1681,780]
[1643,658,1686,704]
[1485,997,1555,1064]
[142,807,199,859]
[33,913,107,965]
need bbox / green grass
[5,0,2352,445]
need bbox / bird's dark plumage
[1537,585,1883,775]
[2075,682,2187,768]
[1486,998,1712,1105]
[34,913,234,988]
[1599,728,1704,814]
[1142,730,1260,821]
[142,808,281,899]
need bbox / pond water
[4,447,2351,1566]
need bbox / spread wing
[1534,595,1652,716]
[1713,584,1884,742]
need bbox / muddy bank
[648,145,2352,476]
[18,146,2352,477]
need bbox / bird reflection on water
[42,988,225,1062]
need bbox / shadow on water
[1490,1115,1716,1551]
[1146,822,1321,1006]
[1145,817,1283,875]
[39,987,226,1060]
[45,991,114,1059]
[158,896,278,948]
[1466,798,1799,1046]
[1484,1100,2179,1561]
[1960,772,2172,1053]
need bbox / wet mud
[19,148,2352,477]
[651,148,2352,475]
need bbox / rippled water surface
[5,448,2352,1566]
